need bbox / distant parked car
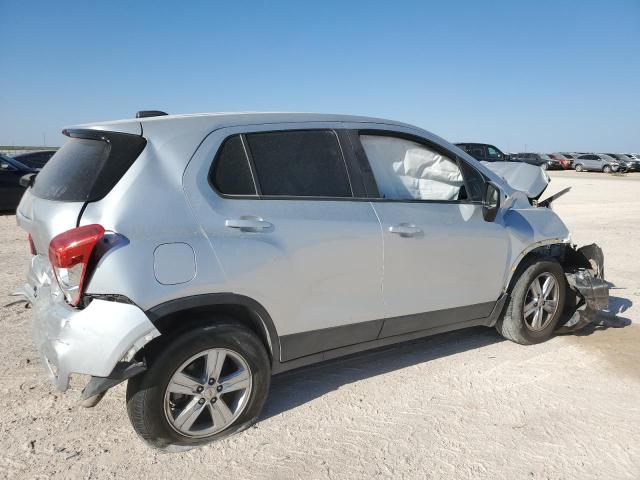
[0,154,38,211]
[455,143,511,162]
[572,154,621,173]
[510,153,562,170]
[606,154,640,172]
[549,153,574,170]
[12,150,57,169]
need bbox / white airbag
[361,135,463,201]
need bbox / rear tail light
[48,224,105,306]
[28,234,36,255]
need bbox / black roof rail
[136,110,168,118]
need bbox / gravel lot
[1,170,638,479]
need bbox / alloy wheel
[164,348,252,438]
[522,273,560,331]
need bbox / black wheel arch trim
[144,293,281,366]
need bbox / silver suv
[573,154,621,173]
[14,112,608,450]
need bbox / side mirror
[482,181,501,222]
[20,173,37,188]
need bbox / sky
[0,0,638,152]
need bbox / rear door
[185,125,385,362]
[353,130,509,337]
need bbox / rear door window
[210,135,257,195]
[246,130,352,198]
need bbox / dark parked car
[12,150,57,169]
[455,143,511,162]
[510,153,562,170]
[0,154,38,211]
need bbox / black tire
[496,257,566,345]
[126,323,270,451]
[541,163,549,170]
[603,165,612,173]
[575,164,584,172]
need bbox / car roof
[71,112,416,133]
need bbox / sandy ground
[0,170,638,479]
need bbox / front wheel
[496,258,566,345]
[126,323,271,451]
[541,163,549,170]
[603,165,612,173]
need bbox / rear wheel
[603,165,612,173]
[496,258,566,345]
[126,323,270,451]
[575,164,584,172]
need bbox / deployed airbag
[361,135,463,201]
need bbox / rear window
[31,131,146,202]
[246,130,352,198]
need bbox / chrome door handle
[225,217,273,232]
[388,223,422,237]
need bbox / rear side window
[470,146,484,158]
[246,130,352,197]
[32,131,146,202]
[211,135,256,195]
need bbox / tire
[541,163,549,170]
[126,323,270,451]
[496,257,566,345]
[575,164,584,172]
[603,165,612,173]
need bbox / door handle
[388,223,422,237]
[225,217,273,232]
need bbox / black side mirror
[20,173,37,188]
[482,181,500,222]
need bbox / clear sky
[1,0,638,152]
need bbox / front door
[355,132,510,337]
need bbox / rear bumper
[17,282,159,391]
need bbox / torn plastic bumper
[81,361,147,408]
[558,243,610,333]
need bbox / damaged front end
[558,243,610,333]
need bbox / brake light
[48,224,105,306]
[28,234,36,255]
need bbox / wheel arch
[142,293,281,366]
[504,242,568,293]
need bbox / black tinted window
[211,135,256,195]
[246,130,352,197]
[458,161,485,201]
[31,132,146,202]
[471,146,484,158]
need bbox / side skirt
[272,294,508,375]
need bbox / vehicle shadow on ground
[261,326,503,420]
[572,294,633,336]
[262,294,634,420]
